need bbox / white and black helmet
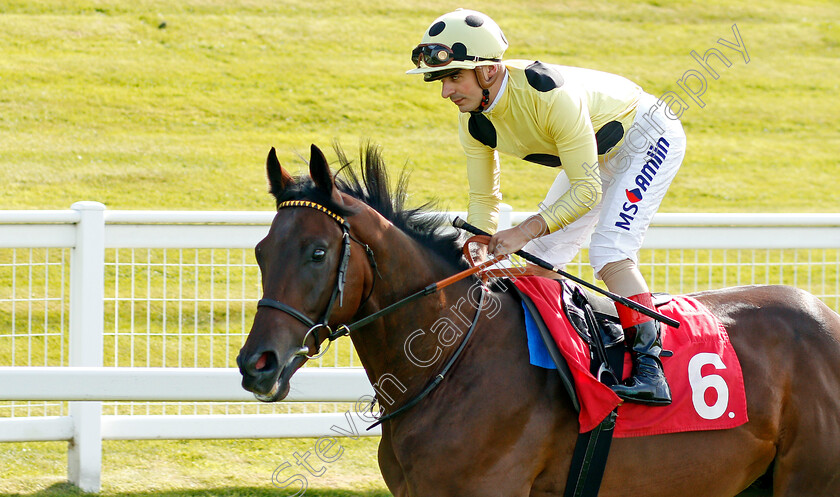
[407,9,508,81]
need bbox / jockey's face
[440,69,482,113]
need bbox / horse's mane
[274,142,468,269]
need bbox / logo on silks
[615,137,670,231]
[626,188,643,203]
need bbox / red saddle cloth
[514,277,748,438]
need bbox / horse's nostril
[255,351,277,372]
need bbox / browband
[277,200,347,226]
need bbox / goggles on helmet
[411,43,501,69]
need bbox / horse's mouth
[251,351,307,403]
[253,380,285,403]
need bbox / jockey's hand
[488,215,549,257]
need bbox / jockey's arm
[490,93,602,256]
[462,133,502,235]
[536,89,602,234]
[460,88,601,257]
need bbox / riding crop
[452,217,680,328]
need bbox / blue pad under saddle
[523,301,557,370]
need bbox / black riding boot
[611,320,672,405]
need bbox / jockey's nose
[441,81,455,99]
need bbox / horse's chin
[254,378,290,402]
[253,353,306,403]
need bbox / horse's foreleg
[378,428,409,497]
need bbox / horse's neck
[353,207,456,301]
[349,215,476,407]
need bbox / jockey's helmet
[406,9,508,82]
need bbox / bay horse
[237,143,840,496]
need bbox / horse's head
[237,145,372,401]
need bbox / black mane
[274,143,468,269]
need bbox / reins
[336,250,505,333]
[259,200,505,357]
[368,287,487,429]
[257,202,503,425]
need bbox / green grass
[0,0,837,213]
[0,438,388,495]
[1,0,838,495]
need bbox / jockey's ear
[477,64,503,88]
[309,144,343,205]
[266,147,294,202]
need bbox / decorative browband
[277,200,347,225]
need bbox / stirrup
[611,365,672,405]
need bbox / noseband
[257,200,377,359]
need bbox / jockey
[407,9,687,406]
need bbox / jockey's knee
[597,259,649,297]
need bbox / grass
[0,0,838,495]
[0,0,837,213]
[0,438,388,495]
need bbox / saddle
[509,278,672,412]
[460,237,746,496]
[511,279,612,411]
[507,277,672,497]
[458,236,673,411]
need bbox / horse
[237,143,840,497]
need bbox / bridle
[255,199,501,426]
[256,199,378,359]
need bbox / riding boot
[610,293,672,405]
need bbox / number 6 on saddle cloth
[462,236,673,497]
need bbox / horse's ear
[309,144,341,203]
[266,147,294,200]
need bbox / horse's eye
[312,248,326,261]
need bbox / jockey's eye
[312,248,326,261]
